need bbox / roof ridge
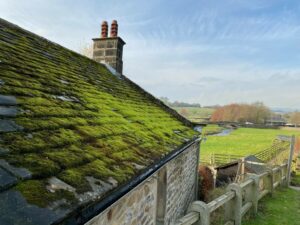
[0,17,100,68]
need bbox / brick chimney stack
[92,20,125,74]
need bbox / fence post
[225,183,242,225]
[287,135,295,186]
[280,165,285,187]
[267,168,274,196]
[188,201,210,225]
[248,174,260,214]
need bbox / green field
[202,124,224,135]
[173,107,215,122]
[201,128,300,157]
[242,188,300,225]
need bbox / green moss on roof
[15,180,77,208]
[0,18,198,214]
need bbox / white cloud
[0,0,300,109]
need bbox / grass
[242,188,300,225]
[291,171,300,187]
[291,155,300,186]
[173,107,215,122]
[201,128,300,157]
[202,124,224,135]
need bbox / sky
[1,0,300,109]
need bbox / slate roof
[0,18,198,225]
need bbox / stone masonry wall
[164,142,199,225]
[85,141,199,225]
[85,177,157,225]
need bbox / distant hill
[271,107,300,113]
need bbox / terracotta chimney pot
[101,21,108,38]
[110,20,118,37]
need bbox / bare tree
[210,102,271,124]
[179,108,189,118]
[290,112,300,126]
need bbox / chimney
[110,20,118,37]
[92,20,126,74]
[101,21,108,38]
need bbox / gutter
[57,136,201,225]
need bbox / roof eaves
[55,136,201,225]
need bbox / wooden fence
[173,136,295,225]
[201,153,243,166]
[254,141,290,162]
[201,136,291,166]
[173,163,289,225]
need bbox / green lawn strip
[201,128,300,157]
[242,188,300,225]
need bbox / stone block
[0,167,17,191]
[0,119,23,132]
[0,95,17,106]
[0,106,18,116]
[0,159,31,179]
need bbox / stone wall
[164,142,199,224]
[85,177,157,225]
[85,141,200,225]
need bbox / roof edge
[56,137,201,225]
[92,37,126,45]
[0,18,102,68]
[0,18,193,128]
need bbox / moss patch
[15,180,77,208]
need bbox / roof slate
[0,18,198,224]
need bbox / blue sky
[1,0,300,109]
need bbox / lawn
[173,107,215,122]
[201,128,300,157]
[242,187,300,225]
[202,124,224,135]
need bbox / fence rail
[254,141,290,162]
[173,135,296,225]
[201,136,291,166]
[173,163,289,225]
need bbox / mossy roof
[0,18,198,225]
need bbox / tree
[251,102,270,124]
[290,112,300,126]
[210,102,271,124]
[159,97,170,106]
[179,108,189,118]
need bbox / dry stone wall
[85,177,157,225]
[164,143,199,224]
